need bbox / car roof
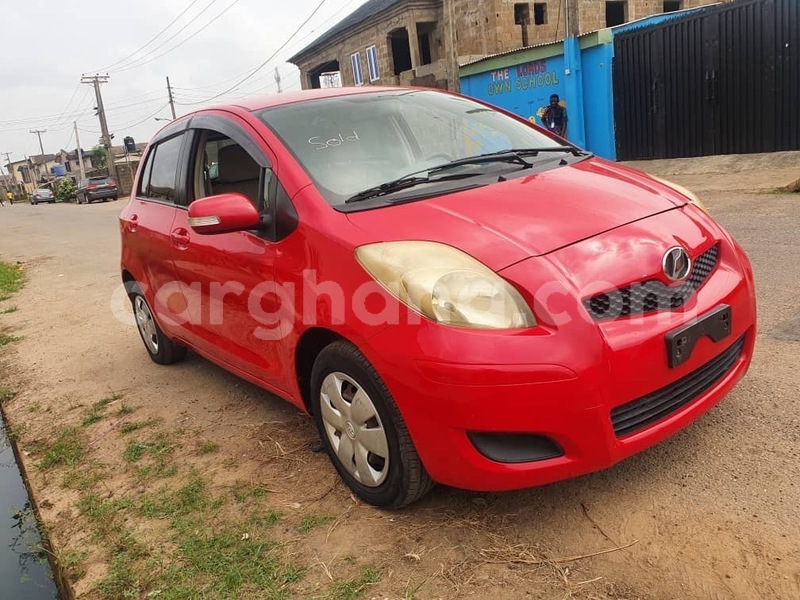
[197,86,409,114]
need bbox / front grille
[611,335,745,438]
[585,244,719,321]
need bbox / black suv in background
[76,176,118,204]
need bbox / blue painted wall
[461,54,566,125]
[580,43,615,160]
[460,8,709,161]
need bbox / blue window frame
[350,52,364,86]
[366,45,380,81]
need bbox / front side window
[258,90,565,207]
[366,45,380,81]
[350,52,364,86]
[191,131,264,210]
[139,134,183,202]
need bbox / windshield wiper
[345,171,484,204]
[345,152,537,204]
[489,146,590,157]
[344,147,589,204]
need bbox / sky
[0,0,368,173]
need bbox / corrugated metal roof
[288,0,405,63]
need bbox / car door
[170,116,291,393]
[120,132,189,339]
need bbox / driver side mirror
[187,193,262,234]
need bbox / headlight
[652,176,707,211]
[356,241,536,329]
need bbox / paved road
[0,193,798,599]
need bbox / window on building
[21,167,31,184]
[419,34,432,64]
[350,52,364,85]
[514,3,531,46]
[416,22,436,66]
[663,1,682,12]
[606,1,627,27]
[366,45,380,81]
[534,3,547,25]
[388,28,412,75]
[65,161,72,172]
[308,60,340,89]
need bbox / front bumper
[359,222,756,492]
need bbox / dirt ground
[0,165,799,599]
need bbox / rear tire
[311,341,433,509]
[129,283,187,365]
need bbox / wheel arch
[294,327,348,414]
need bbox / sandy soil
[0,181,798,599]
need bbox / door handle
[170,228,191,249]
[129,214,138,233]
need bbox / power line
[113,0,229,73]
[115,0,242,74]
[111,104,170,130]
[177,0,327,106]
[173,0,360,95]
[95,0,205,72]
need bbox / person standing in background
[541,94,568,138]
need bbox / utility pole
[29,129,47,157]
[565,0,580,37]
[274,67,282,93]
[0,152,10,197]
[166,76,177,119]
[81,74,115,179]
[445,0,460,92]
[74,121,87,183]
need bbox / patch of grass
[298,514,335,534]
[198,441,219,455]
[57,549,88,582]
[1,306,18,314]
[78,494,135,539]
[139,476,209,520]
[249,510,282,528]
[0,333,22,346]
[123,432,176,479]
[82,395,120,427]
[115,404,135,417]
[0,386,15,403]
[62,463,106,491]
[231,483,269,503]
[159,527,298,598]
[119,417,160,434]
[0,261,25,301]
[329,566,381,600]
[4,421,28,442]
[95,530,150,597]
[38,428,86,470]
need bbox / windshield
[257,90,571,206]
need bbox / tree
[55,178,77,203]
[90,146,107,169]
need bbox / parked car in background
[30,188,55,204]
[76,176,118,204]
[120,87,757,508]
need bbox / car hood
[346,157,689,271]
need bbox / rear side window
[137,134,184,202]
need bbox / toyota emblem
[662,247,692,282]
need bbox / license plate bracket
[666,304,732,368]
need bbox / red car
[120,87,756,508]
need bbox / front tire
[129,283,187,365]
[311,341,433,509]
